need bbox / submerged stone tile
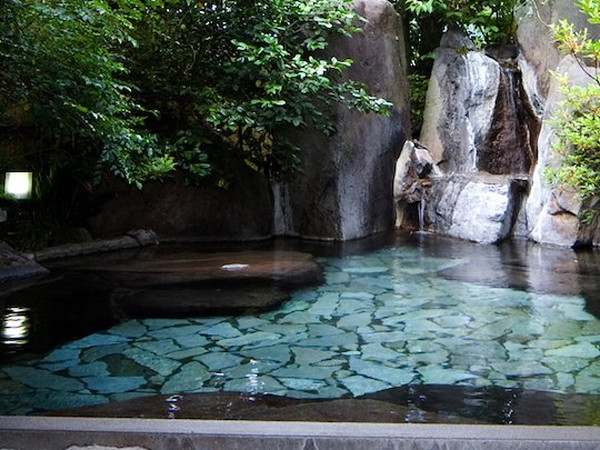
[3,367,84,392]
[338,375,389,397]
[296,333,358,349]
[81,343,129,364]
[64,333,130,349]
[541,356,590,373]
[160,361,211,394]
[199,322,242,338]
[167,347,209,360]
[41,348,81,364]
[225,361,283,379]
[196,352,244,371]
[235,316,270,330]
[217,331,281,347]
[292,347,335,365]
[271,364,339,380]
[224,375,284,394]
[123,348,181,377]
[108,320,148,338]
[545,342,600,359]
[361,342,404,362]
[278,377,328,391]
[307,324,344,337]
[417,366,478,384]
[68,362,110,378]
[279,311,322,324]
[240,345,291,365]
[135,339,181,356]
[350,359,415,385]
[173,334,209,349]
[490,361,553,377]
[337,312,372,330]
[83,375,146,394]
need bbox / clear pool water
[1,233,599,422]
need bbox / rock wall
[397,0,600,247]
[89,0,409,243]
[518,0,600,246]
[276,0,410,240]
[400,30,538,244]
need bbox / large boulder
[425,174,527,244]
[419,30,500,173]
[526,56,599,247]
[89,0,410,243]
[275,0,410,240]
[0,241,48,282]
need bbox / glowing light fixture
[4,171,33,200]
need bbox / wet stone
[134,339,181,356]
[339,375,389,397]
[217,331,281,347]
[545,342,600,359]
[41,349,81,364]
[196,352,244,372]
[122,348,181,377]
[84,376,146,394]
[240,345,291,365]
[68,362,110,378]
[337,312,372,330]
[64,333,130,349]
[292,347,334,365]
[160,361,211,394]
[3,367,84,392]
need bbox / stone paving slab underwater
[0,246,600,416]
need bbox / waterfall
[418,198,426,233]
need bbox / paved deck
[1,417,599,449]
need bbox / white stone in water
[196,352,243,371]
[279,377,327,392]
[292,347,335,365]
[339,375,390,397]
[160,361,211,394]
[361,343,403,362]
[220,263,249,271]
[545,342,600,359]
[417,366,477,385]
[217,331,281,347]
[123,348,181,377]
[337,312,372,330]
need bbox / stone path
[0,246,599,416]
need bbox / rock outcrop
[398,30,537,244]
[275,0,410,240]
[0,241,48,282]
[89,0,410,243]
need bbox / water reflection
[1,306,30,349]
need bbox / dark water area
[0,232,599,424]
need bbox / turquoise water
[0,236,599,417]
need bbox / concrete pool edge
[1,417,599,449]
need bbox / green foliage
[126,0,392,181]
[402,0,520,46]
[545,1,600,222]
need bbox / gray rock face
[419,30,500,173]
[0,241,48,282]
[425,175,527,244]
[526,56,597,247]
[404,30,536,244]
[89,0,410,243]
[275,0,410,240]
[517,0,600,247]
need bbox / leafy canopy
[0,0,391,190]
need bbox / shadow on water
[407,233,600,320]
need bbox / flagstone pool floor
[1,240,599,418]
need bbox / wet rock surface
[73,250,323,288]
[0,241,48,282]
